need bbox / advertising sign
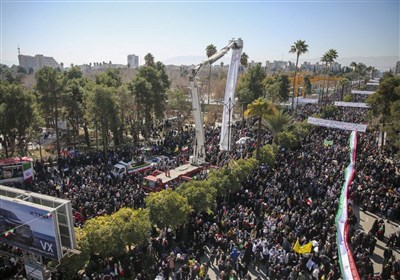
[25,261,46,280]
[0,197,61,260]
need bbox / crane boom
[189,38,243,166]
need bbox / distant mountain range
[163,55,399,72]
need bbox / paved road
[355,205,400,276]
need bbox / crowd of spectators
[1,91,399,280]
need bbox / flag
[22,162,34,181]
[293,239,313,254]
[323,139,334,147]
[306,197,313,206]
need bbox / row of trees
[0,54,170,157]
[367,73,400,154]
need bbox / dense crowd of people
[1,89,399,280]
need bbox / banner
[293,239,313,254]
[335,131,360,280]
[324,139,334,147]
[22,162,34,181]
[289,97,319,104]
[307,117,367,132]
[220,47,242,151]
[351,90,375,95]
[334,102,370,108]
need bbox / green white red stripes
[22,161,34,181]
[335,131,359,279]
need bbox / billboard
[0,196,61,260]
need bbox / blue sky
[1,0,399,69]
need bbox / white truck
[111,157,153,178]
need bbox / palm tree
[144,53,155,67]
[205,44,217,104]
[321,49,338,105]
[264,110,293,144]
[338,77,350,101]
[244,98,276,159]
[350,62,367,87]
[289,40,309,111]
[367,66,378,79]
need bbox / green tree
[256,144,277,166]
[264,110,293,144]
[244,98,276,159]
[264,75,290,102]
[95,68,122,88]
[206,44,217,104]
[80,215,123,257]
[237,64,267,107]
[350,62,368,88]
[277,131,299,150]
[240,52,249,67]
[144,53,155,67]
[289,40,309,110]
[177,181,217,213]
[166,88,192,128]
[290,121,310,142]
[146,189,191,230]
[321,49,338,105]
[129,63,170,137]
[0,83,38,156]
[343,94,352,102]
[62,67,88,148]
[112,208,151,248]
[35,67,65,156]
[303,75,312,96]
[129,76,152,141]
[367,74,400,149]
[338,77,350,101]
[86,84,119,156]
[154,61,171,120]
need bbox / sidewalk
[354,205,400,276]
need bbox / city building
[18,54,61,71]
[265,60,289,71]
[127,54,139,68]
[395,61,400,75]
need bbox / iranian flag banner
[335,131,359,280]
[22,162,34,181]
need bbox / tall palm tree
[264,110,293,144]
[338,77,350,101]
[322,49,338,105]
[244,98,276,159]
[321,49,338,104]
[320,53,330,104]
[289,40,309,111]
[206,44,217,104]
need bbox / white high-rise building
[127,54,139,68]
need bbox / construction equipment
[188,38,243,165]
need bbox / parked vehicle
[150,156,175,169]
[111,156,152,178]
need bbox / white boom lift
[189,38,243,166]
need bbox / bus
[0,157,34,185]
